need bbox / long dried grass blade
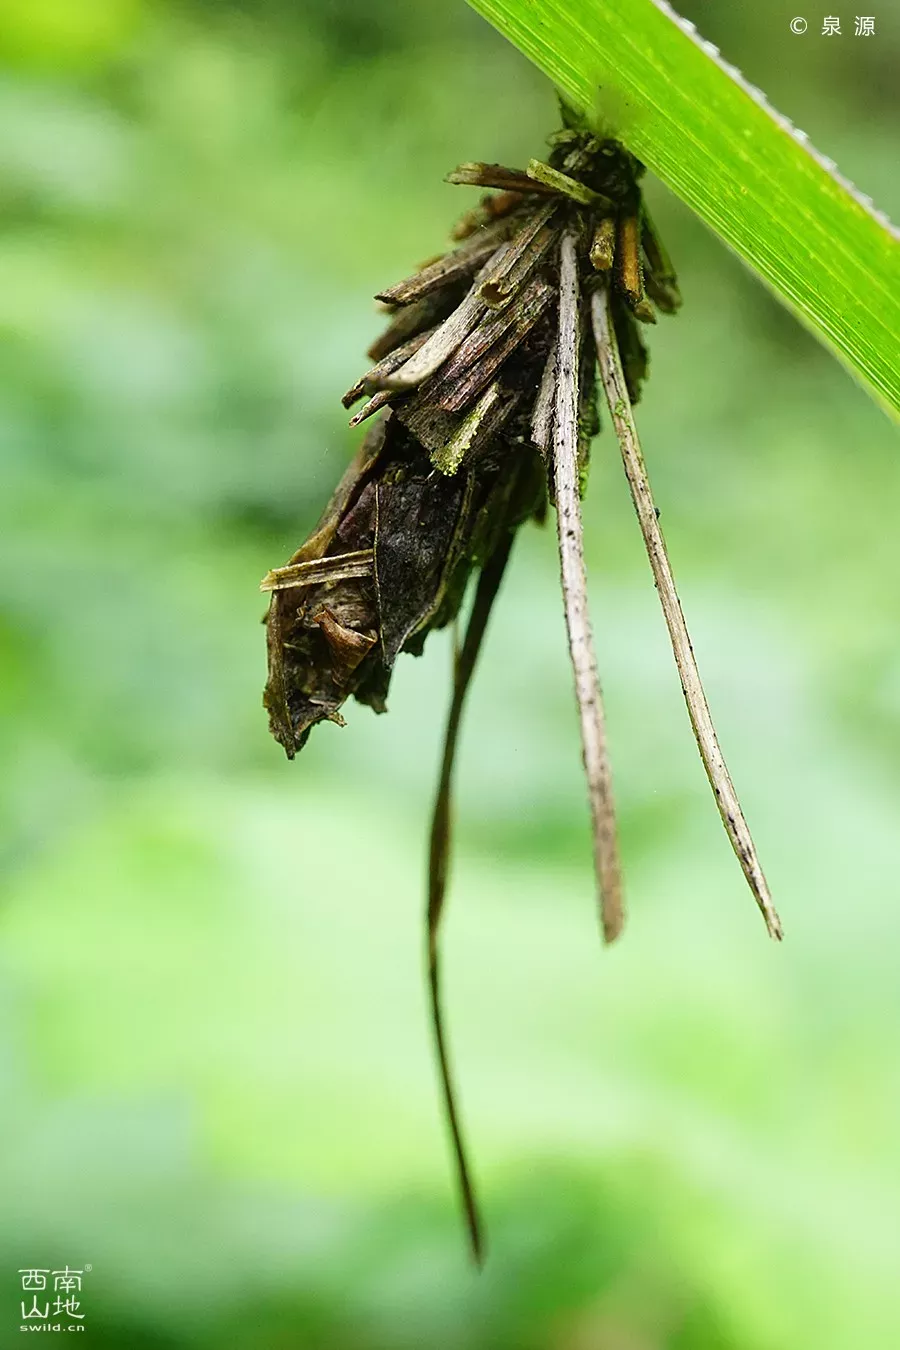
[591,287,782,941]
[427,534,516,1267]
[554,231,624,944]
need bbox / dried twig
[527,157,611,209]
[591,287,783,941]
[554,232,624,944]
[260,549,374,593]
[342,329,435,408]
[374,216,519,307]
[589,217,616,273]
[427,534,516,1268]
[476,201,560,308]
[435,278,555,414]
[377,243,511,392]
[616,210,656,324]
[437,277,554,384]
[348,390,394,428]
[366,293,453,363]
[445,161,557,195]
[381,205,559,393]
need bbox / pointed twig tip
[602,914,626,946]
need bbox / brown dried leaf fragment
[312,606,377,680]
[373,466,471,666]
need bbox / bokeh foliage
[1,1,899,1346]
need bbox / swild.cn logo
[17,1267,91,1333]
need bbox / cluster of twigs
[262,121,781,1265]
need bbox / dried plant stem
[260,550,374,593]
[427,535,515,1267]
[554,232,624,944]
[445,162,557,195]
[437,280,555,415]
[348,390,394,428]
[342,329,435,409]
[591,287,783,941]
[527,157,611,208]
[381,282,493,391]
[374,215,518,307]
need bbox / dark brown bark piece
[374,469,470,665]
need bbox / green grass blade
[466,0,900,416]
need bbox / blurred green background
[1,1,898,1346]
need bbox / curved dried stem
[427,535,515,1268]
